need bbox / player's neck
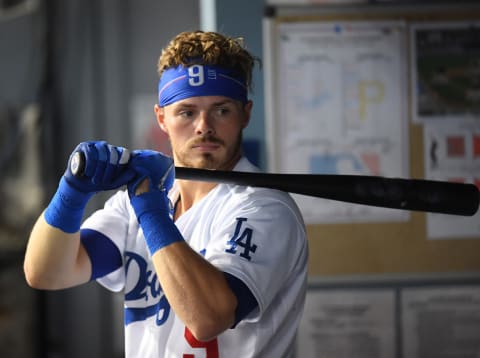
[174,180,218,220]
[173,154,242,220]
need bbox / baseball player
[24,31,308,357]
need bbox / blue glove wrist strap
[44,176,94,233]
[130,190,183,255]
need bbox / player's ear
[154,104,168,134]
[242,100,253,129]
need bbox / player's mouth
[190,137,224,152]
[192,143,220,152]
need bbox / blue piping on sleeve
[80,228,123,280]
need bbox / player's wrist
[130,189,183,255]
[138,210,184,255]
[44,176,94,233]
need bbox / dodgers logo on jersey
[124,251,171,326]
[225,217,257,261]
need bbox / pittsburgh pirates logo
[225,218,257,261]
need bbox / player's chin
[187,153,222,170]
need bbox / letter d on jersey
[124,252,171,326]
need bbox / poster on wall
[272,21,409,224]
[423,119,480,239]
[410,22,480,123]
[401,285,480,358]
[296,289,396,358]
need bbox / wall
[216,0,268,169]
[0,1,199,357]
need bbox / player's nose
[195,111,215,135]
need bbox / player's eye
[215,106,230,116]
[178,110,194,118]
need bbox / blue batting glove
[127,150,175,197]
[65,141,134,193]
[127,150,182,255]
[44,141,135,233]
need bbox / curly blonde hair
[157,31,260,91]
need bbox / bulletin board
[263,2,480,276]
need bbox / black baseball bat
[175,167,479,216]
[71,152,479,216]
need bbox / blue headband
[158,64,248,106]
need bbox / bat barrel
[350,176,479,216]
[175,167,480,216]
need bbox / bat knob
[70,151,85,176]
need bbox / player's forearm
[24,213,91,290]
[152,241,237,341]
[24,142,134,290]
[126,154,235,339]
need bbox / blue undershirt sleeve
[80,228,123,280]
[223,272,258,327]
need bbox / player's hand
[127,150,175,198]
[44,141,135,233]
[127,150,182,254]
[65,141,135,193]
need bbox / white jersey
[81,157,308,358]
